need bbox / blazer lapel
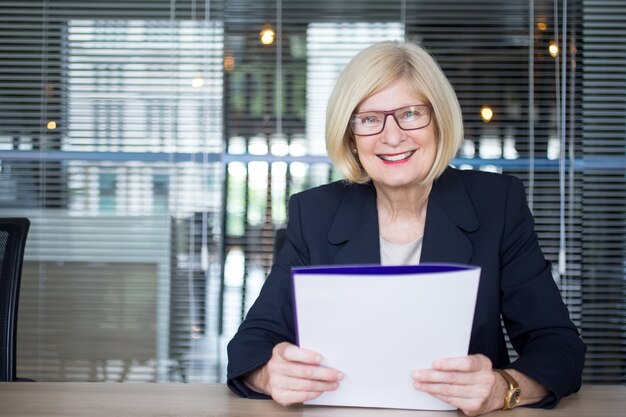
[325,169,479,266]
[421,168,479,265]
[327,183,381,265]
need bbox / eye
[354,114,381,125]
[399,108,422,120]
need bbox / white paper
[292,264,481,410]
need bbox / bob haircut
[326,41,464,185]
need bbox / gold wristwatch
[494,369,521,410]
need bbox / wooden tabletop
[0,383,623,417]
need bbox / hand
[245,342,344,406]
[412,354,504,416]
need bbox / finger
[428,393,485,416]
[272,377,339,405]
[278,343,324,365]
[414,371,495,402]
[272,388,323,406]
[281,362,343,382]
[413,380,486,399]
[273,374,340,392]
[432,354,491,372]
[414,380,461,398]
[302,389,326,402]
[412,369,473,385]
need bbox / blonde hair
[325,41,464,184]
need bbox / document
[292,264,481,410]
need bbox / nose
[380,114,405,145]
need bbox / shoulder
[432,168,528,226]
[442,167,520,189]
[287,180,377,233]
[437,167,524,202]
[290,180,375,206]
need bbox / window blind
[580,0,626,383]
[0,0,624,384]
[1,0,226,382]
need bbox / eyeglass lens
[350,105,431,136]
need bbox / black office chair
[0,218,30,382]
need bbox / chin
[377,178,422,189]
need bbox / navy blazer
[227,167,585,407]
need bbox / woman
[227,41,585,416]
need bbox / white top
[379,235,423,265]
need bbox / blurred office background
[0,0,624,384]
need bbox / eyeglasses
[349,104,432,136]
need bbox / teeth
[379,150,415,162]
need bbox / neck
[375,182,432,219]
[375,181,433,244]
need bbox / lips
[377,150,416,162]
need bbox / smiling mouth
[377,150,416,162]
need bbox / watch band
[494,369,522,410]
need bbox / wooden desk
[0,383,623,417]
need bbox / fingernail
[433,361,441,368]
[412,370,420,379]
[337,372,344,381]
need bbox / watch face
[509,388,522,407]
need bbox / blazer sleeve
[499,176,586,408]
[226,194,310,398]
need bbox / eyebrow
[355,103,428,113]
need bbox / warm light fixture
[191,76,205,88]
[224,55,236,72]
[549,41,559,58]
[46,120,57,130]
[260,24,275,45]
[480,106,494,123]
[537,22,547,31]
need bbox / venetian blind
[1,0,225,382]
[0,0,624,385]
[580,0,626,383]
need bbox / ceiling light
[480,106,494,123]
[260,25,275,45]
[549,42,559,58]
[191,76,205,88]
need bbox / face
[352,78,437,191]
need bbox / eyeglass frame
[349,104,433,137]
